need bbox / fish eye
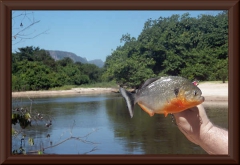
[174,88,179,96]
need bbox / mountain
[47,50,88,64]
[47,50,104,68]
[88,59,104,68]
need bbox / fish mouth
[199,96,205,102]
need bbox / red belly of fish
[162,97,202,117]
[138,96,202,117]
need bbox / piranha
[120,76,204,118]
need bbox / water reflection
[105,96,208,154]
[12,94,228,154]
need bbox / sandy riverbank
[12,87,119,98]
[12,82,228,103]
[197,82,228,101]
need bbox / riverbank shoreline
[12,87,119,98]
[12,82,228,102]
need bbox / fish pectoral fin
[138,102,155,117]
[164,111,168,117]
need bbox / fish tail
[119,87,135,118]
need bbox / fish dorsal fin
[139,77,159,89]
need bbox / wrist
[197,123,228,154]
[198,120,214,143]
[185,118,214,146]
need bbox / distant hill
[47,50,104,68]
[88,59,104,68]
[47,50,88,64]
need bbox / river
[11,93,228,155]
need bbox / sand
[197,82,228,106]
[12,87,120,98]
[197,82,228,101]
[12,82,228,103]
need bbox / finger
[178,126,199,145]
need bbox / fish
[119,76,204,118]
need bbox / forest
[12,11,228,91]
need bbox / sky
[11,10,223,62]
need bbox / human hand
[172,104,213,145]
[173,104,228,154]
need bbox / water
[12,93,228,155]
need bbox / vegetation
[11,11,228,154]
[12,11,228,91]
[103,11,228,88]
[12,47,104,91]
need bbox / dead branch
[44,128,99,150]
[12,11,49,45]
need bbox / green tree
[12,60,52,91]
[104,53,155,88]
[81,63,101,83]
[57,57,74,67]
[213,59,228,83]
